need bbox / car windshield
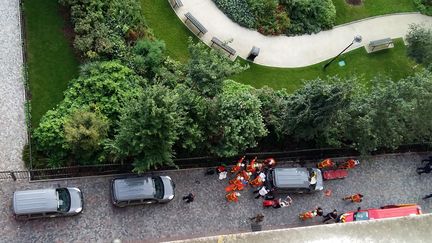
[354,211,369,221]
[56,188,71,212]
[153,177,164,199]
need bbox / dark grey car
[266,167,323,193]
[111,176,175,207]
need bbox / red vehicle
[323,169,348,180]
[341,204,422,223]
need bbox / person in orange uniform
[299,207,323,220]
[240,170,252,181]
[263,158,276,168]
[342,193,363,203]
[317,158,334,169]
[246,157,258,173]
[231,156,246,173]
[226,192,240,202]
[249,172,266,187]
[339,159,359,169]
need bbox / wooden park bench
[367,38,394,53]
[169,0,183,9]
[210,37,236,57]
[184,12,207,36]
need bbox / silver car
[266,167,324,193]
[13,187,83,220]
[111,176,175,207]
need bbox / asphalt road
[1,153,431,242]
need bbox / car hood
[67,187,83,214]
[161,176,175,200]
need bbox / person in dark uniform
[417,163,432,175]
[323,209,338,223]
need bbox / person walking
[182,193,195,203]
[254,186,270,199]
[343,193,363,203]
[323,209,338,223]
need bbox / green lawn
[332,0,417,25]
[23,0,79,128]
[234,39,418,92]
[141,0,418,93]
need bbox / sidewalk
[174,0,432,67]
[0,0,27,170]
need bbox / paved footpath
[1,153,432,242]
[174,0,432,67]
[0,0,27,171]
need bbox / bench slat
[369,38,393,47]
[185,12,207,35]
[211,37,236,56]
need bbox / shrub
[405,24,432,66]
[281,0,336,35]
[414,0,432,16]
[60,0,147,60]
[213,0,256,28]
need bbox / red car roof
[344,205,421,222]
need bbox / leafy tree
[64,110,109,163]
[33,61,144,166]
[406,24,432,66]
[186,39,248,97]
[346,70,432,153]
[283,77,357,147]
[112,85,184,173]
[254,86,290,139]
[131,39,166,79]
[208,80,267,157]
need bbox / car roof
[113,177,156,201]
[273,168,310,188]
[13,189,58,214]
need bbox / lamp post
[323,35,362,70]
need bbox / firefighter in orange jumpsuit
[246,157,258,173]
[339,159,359,169]
[263,158,276,168]
[299,207,323,220]
[225,179,245,192]
[317,158,334,169]
[230,156,246,173]
[226,192,240,202]
[249,172,266,187]
[343,193,363,203]
[239,170,252,181]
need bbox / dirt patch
[346,0,363,5]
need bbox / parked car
[341,204,422,223]
[111,175,175,207]
[266,167,323,193]
[13,187,83,220]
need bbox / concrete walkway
[0,0,27,170]
[174,0,432,67]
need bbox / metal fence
[0,144,430,181]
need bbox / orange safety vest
[318,159,334,169]
[226,192,239,202]
[351,194,362,203]
[246,157,257,173]
[249,176,263,187]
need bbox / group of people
[223,156,277,203]
[299,193,363,223]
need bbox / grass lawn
[234,39,418,92]
[332,0,417,25]
[23,0,79,128]
[141,0,418,93]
